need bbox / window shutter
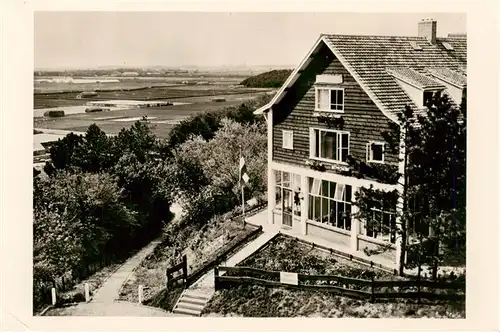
[310,129,316,158]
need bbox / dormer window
[315,87,344,113]
[423,90,442,107]
[387,67,446,109]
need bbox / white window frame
[315,87,345,113]
[282,130,294,150]
[307,178,352,231]
[366,141,385,164]
[309,127,350,164]
[361,207,397,244]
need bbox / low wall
[306,221,350,248]
[358,236,397,262]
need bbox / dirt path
[45,203,183,316]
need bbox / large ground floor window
[275,170,301,226]
[361,208,397,244]
[307,178,352,231]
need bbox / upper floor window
[310,128,349,164]
[366,141,385,163]
[282,130,293,150]
[315,87,344,112]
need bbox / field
[33,75,275,139]
[34,75,245,94]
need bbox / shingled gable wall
[272,42,399,174]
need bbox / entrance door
[282,188,293,227]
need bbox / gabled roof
[256,34,467,123]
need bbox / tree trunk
[398,126,409,276]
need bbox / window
[316,87,344,112]
[310,128,349,163]
[366,142,385,163]
[282,130,293,150]
[275,170,301,218]
[308,178,352,231]
[360,199,397,244]
[423,90,442,107]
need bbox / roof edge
[255,35,402,125]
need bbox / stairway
[172,289,213,316]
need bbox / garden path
[44,203,183,316]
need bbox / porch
[245,207,397,273]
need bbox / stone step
[179,297,206,306]
[173,307,201,317]
[183,292,211,301]
[176,301,205,312]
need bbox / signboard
[280,272,298,285]
[315,74,343,84]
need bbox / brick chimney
[418,19,437,44]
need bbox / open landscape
[34,74,277,138]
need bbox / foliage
[239,69,293,88]
[171,119,267,224]
[352,92,466,278]
[305,160,327,172]
[203,285,465,318]
[167,96,270,150]
[317,114,345,129]
[34,119,174,310]
[44,110,65,117]
[344,156,399,184]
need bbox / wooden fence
[166,255,188,289]
[214,266,465,303]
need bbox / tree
[73,124,116,173]
[113,117,159,163]
[171,118,267,224]
[353,92,466,278]
[44,132,84,174]
[33,171,137,282]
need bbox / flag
[239,156,249,185]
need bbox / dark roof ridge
[321,33,461,42]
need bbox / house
[122,71,140,77]
[254,19,466,270]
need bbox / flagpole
[240,145,246,227]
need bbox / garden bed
[202,235,465,318]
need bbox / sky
[34,12,466,70]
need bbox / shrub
[85,107,108,113]
[44,110,65,117]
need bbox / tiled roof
[427,67,467,87]
[387,67,445,89]
[322,35,467,120]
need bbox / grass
[202,235,466,318]
[203,285,465,318]
[40,261,123,316]
[117,208,261,309]
[240,235,395,279]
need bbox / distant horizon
[34,64,296,71]
[35,12,466,70]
